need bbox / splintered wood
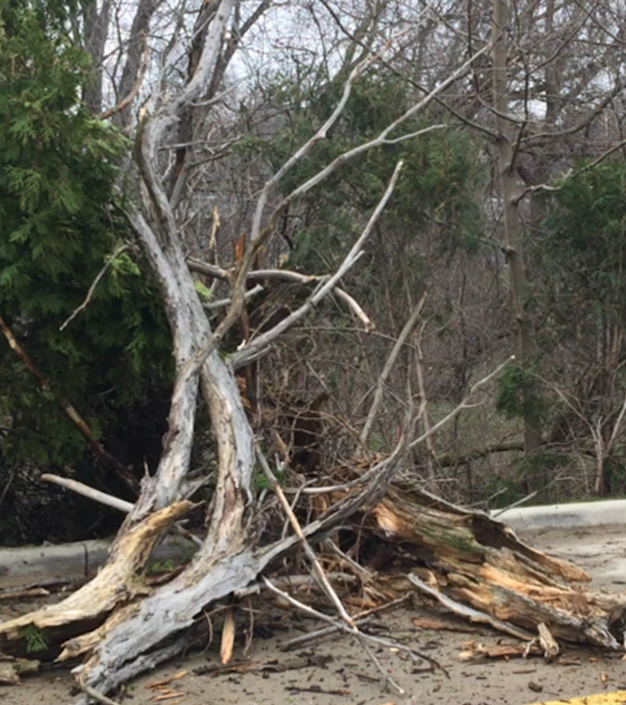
[1,455,626,694]
[147,670,188,703]
[321,480,626,651]
[0,655,39,685]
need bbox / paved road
[498,499,626,589]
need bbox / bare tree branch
[60,244,133,331]
[361,294,426,446]
[232,160,404,369]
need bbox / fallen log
[357,484,622,649]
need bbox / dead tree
[1,5,625,703]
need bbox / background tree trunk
[491,0,543,475]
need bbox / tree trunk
[82,0,112,114]
[112,0,159,127]
[491,0,543,469]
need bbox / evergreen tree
[0,0,172,539]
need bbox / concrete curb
[493,499,626,531]
[0,536,195,590]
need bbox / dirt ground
[3,524,626,705]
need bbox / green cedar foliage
[542,159,626,324]
[0,0,172,474]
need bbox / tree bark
[491,0,543,467]
[113,0,160,127]
[82,0,112,114]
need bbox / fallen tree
[2,4,626,704]
[2,369,625,701]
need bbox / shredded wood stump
[312,475,624,650]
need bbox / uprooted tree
[3,1,626,703]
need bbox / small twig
[280,477,306,541]
[79,683,122,705]
[0,316,136,489]
[514,135,626,205]
[492,490,539,518]
[607,393,626,455]
[262,576,406,694]
[100,33,149,121]
[243,597,254,655]
[41,473,133,513]
[235,572,356,598]
[0,469,16,516]
[282,593,412,650]
[332,287,374,331]
[323,539,373,581]
[203,284,264,310]
[60,243,133,331]
[408,356,514,450]
[286,686,351,696]
[361,294,426,446]
[200,610,215,656]
[282,616,375,649]
[286,435,419,495]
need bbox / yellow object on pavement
[524,693,626,705]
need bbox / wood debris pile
[302,473,626,655]
[1,452,625,699]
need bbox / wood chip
[413,616,483,633]
[0,588,50,600]
[148,671,188,688]
[521,692,626,705]
[221,607,235,665]
[538,623,559,662]
[459,642,542,661]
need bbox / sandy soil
[3,525,626,705]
